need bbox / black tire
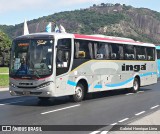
[131,78,140,93]
[38,97,50,101]
[72,83,85,102]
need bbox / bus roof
[14,32,155,47]
[74,34,155,47]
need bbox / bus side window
[110,44,122,60]
[146,47,155,61]
[136,46,146,60]
[88,42,94,59]
[74,40,91,59]
[96,43,109,59]
[124,45,135,60]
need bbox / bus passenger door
[55,38,72,96]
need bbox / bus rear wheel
[72,83,85,102]
[131,78,140,93]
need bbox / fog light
[10,90,15,95]
[47,92,50,95]
[10,83,16,88]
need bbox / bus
[156,46,160,78]
[9,33,157,102]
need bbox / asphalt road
[0,80,160,134]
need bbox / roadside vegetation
[0,75,9,87]
[0,67,9,73]
[0,67,9,87]
[0,31,11,66]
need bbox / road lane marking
[137,91,144,93]
[110,123,117,126]
[126,93,134,96]
[135,111,145,116]
[118,118,129,123]
[0,100,24,106]
[100,131,108,134]
[89,131,100,134]
[41,104,80,115]
[150,105,159,109]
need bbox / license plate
[23,91,30,95]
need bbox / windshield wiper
[33,69,40,79]
[29,60,41,79]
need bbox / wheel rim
[75,87,82,99]
[133,80,138,91]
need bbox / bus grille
[14,91,42,95]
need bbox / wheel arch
[76,77,89,94]
[134,75,141,87]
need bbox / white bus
[9,33,157,102]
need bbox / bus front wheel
[131,78,140,93]
[72,83,85,102]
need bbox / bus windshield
[10,39,54,78]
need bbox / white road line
[0,100,24,105]
[89,131,100,134]
[137,91,144,93]
[135,111,145,116]
[126,93,134,96]
[110,123,117,126]
[101,131,108,134]
[41,104,80,115]
[150,105,159,109]
[118,118,129,123]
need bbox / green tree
[0,31,11,66]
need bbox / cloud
[0,0,150,14]
[0,0,47,14]
[1,0,159,14]
[0,0,125,14]
[1,0,159,25]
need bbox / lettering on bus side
[122,64,146,72]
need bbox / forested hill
[1,3,160,44]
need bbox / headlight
[38,82,52,89]
[10,83,16,88]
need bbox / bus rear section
[156,46,160,78]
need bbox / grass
[0,74,9,87]
[0,67,9,73]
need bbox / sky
[0,0,160,26]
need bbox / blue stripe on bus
[140,72,157,77]
[67,80,91,87]
[94,84,102,88]
[106,77,134,88]
[106,72,157,88]
[67,80,77,87]
[67,72,157,88]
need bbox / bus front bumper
[9,82,55,97]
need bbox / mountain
[0,3,160,44]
